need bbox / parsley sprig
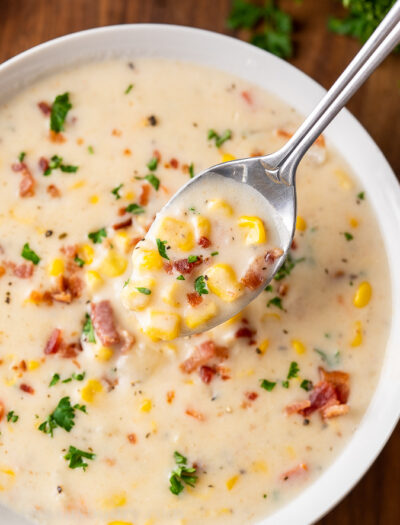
[194,275,208,295]
[274,252,305,281]
[43,154,78,176]
[82,313,96,343]
[50,92,72,133]
[64,446,95,471]
[38,397,87,437]
[207,129,232,148]
[156,238,169,260]
[88,228,107,244]
[21,243,41,265]
[169,451,198,495]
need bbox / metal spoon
[144,2,400,334]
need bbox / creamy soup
[0,59,391,525]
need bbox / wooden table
[0,1,399,523]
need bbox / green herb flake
[313,348,341,368]
[44,155,78,175]
[145,174,160,190]
[260,379,276,391]
[21,243,41,265]
[60,164,78,173]
[50,92,72,133]
[274,252,305,281]
[169,451,198,495]
[124,83,134,94]
[74,255,85,268]
[343,232,354,241]
[88,145,94,154]
[282,380,289,389]
[267,296,283,310]
[18,152,26,162]
[64,445,95,471]
[39,397,86,437]
[82,313,96,343]
[136,287,151,295]
[264,284,273,292]
[125,203,145,215]
[300,379,313,392]
[357,191,365,200]
[189,163,195,178]
[156,238,170,260]
[211,251,219,256]
[187,255,198,263]
[147,157,159,171]
[111,183,123,200]
[177,275,185,281]
[287,361,299,380]
[194,275,208,295]
[62,372,86,384]
[88,228,107,244]
[207,128,232,148]
[49,373,61,387]
[7,410,19,423]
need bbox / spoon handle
[263,0,400,186]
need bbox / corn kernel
[27,360,40,371]
[221,153,236,163]
[353,281,372,308]
[349,217,359,228]
[226,475,239,490]
[296,216,307,232]
[144,311,181,341]
[286,446,296,459]
[334,169,354,190]
[48,258,64,277]
[124,191,135,200]
[351,321,363,347]
[140,399,152,412]
[207,199,233,216]
[206,264,243,302]
[291,339,306,355]
[89,195,99,204]
[121,278,155,311]
[98,250,127,278]
[193,215,211,239]
[162,282,181,307]
[102,492,127,509]
[262,312,281,321]
[0,466,15,491]
[251,460,268,473]
[133,248,163,271]
[85,270,104,292]
[81,379,103,403]
[257,339,269,354]
[113,231,131,253]
[238,216,267,244]
[96,347,114,361]
[79,244,95,265]
[157,217,194,252]
[185,301,218,330]
[69,180,86,189]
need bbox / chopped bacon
[11,161,25,172]
[118,206,127,216]
[0,266,5,278]
[19,166,36,197]
[198,236,211,248]
[0,400,5,421]
[60,245,79,258]
[281,463,308,481]
[44,328,63,355]
[277,129,292,139]
[265,248,284,263]
[300,381,337,417]
[102,375,119,391]
[245,391,258,401]
[49,130,66,143]
[187,292,203,307]
[291,239,298,250]
[39,156,49,172]
[14,262,34,279]
[278,283,288,297]
[47,184,61,198]
[185,408,205,421]
[166,390,175,403]
[127,433,137,444]
[285,400,311,415]
[163,261,173,274]
[120,330,135,353]
[180,340,228,374]
[322,404,349,418]
[170,158,179,169]
[113,217,132,230]
[153,149,161,162]
[173,256,203,274]
[38,101,51,115]
[199,365,216,384]
[319,367,350,404]
[139,184,150,206]
[240,249,283,290]
[20,383,34,394]
[235,327,255,339]
[241,90,253,105]
[91,301,120,346]
[60,342,82,359]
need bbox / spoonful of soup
[122,3,400,340]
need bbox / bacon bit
[235,327,256,339]
[153,149,161,162]
[91,301,120,346]
[49,130,66,143]
[285,400,311,415]
[315,134,325,147]
[187,292,203,307]
[245,391,258,401]
[60,245,79,258]
[60,342,82,359]
[0,400,4,421]
[129,237,142,250]
[15,262,35,279]
[240,249,282,289]
[180,340,229,374]
[38,101,51,115]
[123,148,131,156]
[19,166,36,197]
[20,383,34,394]
[281,463,308,481]
[181,163,189,174]
[185,408,205,421]
[44,328,63,355]
[113,217,132,230]
[278,283,288,296]
[11,162,25,172]
[216,364,231,380]
[199,365,216,384]
[250,150,264,157]
[112,128,122,137]
[241,90,253,105]
[277,129,292,139]
[266,248,284,263]
[198,236,211,248]
[0,266,5,278]
[127,433,137,444]
[322,404,349,418]
[118,207,127,216]
[319,367,350,404]
[170,158,179,169]
[120,329,135,353]
[30,289,53,305]
[166,390,175,404]
[163,261,173,274]
[333,270,345,279]
[173,256,203,274]
[39,156,49,172]
[76,138,84,146]
[102,376,119,391]
[47,184,61,198]
[300,381,337,417]
[291,239,298,250]
[139,184,150,206]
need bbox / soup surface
[0,59,391,525]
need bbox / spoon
[128,2,400,336]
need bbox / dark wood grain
[0,1,399,523]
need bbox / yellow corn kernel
[79,244,95,265]
[96,347,114,361]
[133,248,163,271]
[206,264,243,302]
[144,311,181,341]
[27,360,40,371]
[334,169,354,190]
[238,216,267,245]
[286,446,296,459]
[193,215,211,239]
[0,466,15,491]
[223,311,242,326]
[207,199,233,216]
[353,281,372,308]
[140,399,152,412]
[89,195,99,204]
[108,522,133,525]
[291,339,306,355]
[226,475,239,491]
[98,250,127,278]
[121,278,155,311]
[3,376,17,387]
[185,301,218,330]
[69,180,86,189]
[102,492,127,509]
[157,217,194,252]
[162,282,181,307]
[85,270,103,292]
[113,231,131,253]
[296,216,307,232]
[257,339,269,355]
[351,321,363,347]
[349,217,359,228]
[124,191,135,201]
[262,312,281,321]
[48,258,64,277]
[81,379,103,403]
[251,460,268,473]
[221,153,236,163]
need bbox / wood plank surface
[0,1,398,523]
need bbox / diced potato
[296,216,307,232]
[206,264,243,302]
[98,250,128,277]
[132,248,163,271]
[192,215,211,239]
[185,301,218,330]
[162,282,181,307]
[238,216,267,244]
[96,347,114,361]
[207,199,233,216]
[122,278,155,311]
[353,281,372,308]
[48,258,64,277]
[157,217,194,252]
[81,379,103,403]
[143,311,181,341]
[85,270,104,292]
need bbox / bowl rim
[0,23,399,525]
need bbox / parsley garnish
[264,284,273,292]
[267,296,283,310]
[177,275,185,281]
[88,228,107,244]
[147,157,158,171]
[125,203,145,214]
[189,163,195,178]
[136,287,151,295]
[64,446,95,471]
[82,313,96,343]
[207,128,232,148]
[50,92,72,133]
[49,373,61,387]
[156,238,169,260]
[211,251,219,256]
[300,379,313,392]
[145,174,160,190]
[313,348,341,368]
[343,232,354,241]
[7,410,19,423]
[357,191,365,200]
[287,361,299,380]
[74,255,85,267]
[282,380,289,388]
[260,379,276,391]
[187,255,199,263]
[194,275,208,295]
[39,397,86,437]
[274,252,305,281]
[124,83,134,94]
[43,154,78,175]
[18,152,26,162]
[62,372,86,384]
[21,243,41,265]
[88,145,94,154]
[111,183,123,199]
[169,451,198,495]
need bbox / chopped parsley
[177,275,185,281]
[189,163,195,178]
[194,275,208,295]
[18,151,26,162]
[147,156,159,171]
[39,397,86,437]
[282,380,289,389]
[82,313,96,343]
[124,83,134,94]
[50,92,72,133]
[156,238,169,260]
[125,203,145,214]
[21,243,41,265]
[260,379,276,391]
[64,446,95,471]
[49,373,61,387]
[287,361,299,380]
[274,252,305,281]
[211,251,219,256]
[145,174,160,190]
[62,372,86,384]
[264,284,273,292]
[88,228,107,244]
[357,191,365,200]
[43,155,78,175]
[136,287,151,295]
[267,296,283,310]
[111,183,123,200]
[87,145,94,154]
[7,410,19,423]
[313,348,341,368]
[187,255,199,263]
[207,128,232,148]
[300,379,313,392]
[169,451,198,495]
[74,255,85,267]
[343,232,354,241]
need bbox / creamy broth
[0,59,391,525]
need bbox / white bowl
[0,24,399,525]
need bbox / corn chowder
[0,59,390,525]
